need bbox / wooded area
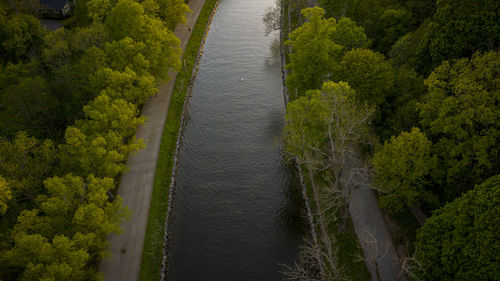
[0,0,190,279]
[280,0,499,280]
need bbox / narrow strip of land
[347,150,406,281]
[98,1,206,280]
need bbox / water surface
[166,0,302,280]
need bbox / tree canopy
[285,7,342,95]
[335,48,394,106]
[418,51,500,199]
[372,128,438,214]
[415,175,500,280]
[417,0,500,72]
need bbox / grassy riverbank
[282,1,370,279]
[139,0,219,279]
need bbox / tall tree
[415,175,500,281]
[318,0,359,19]
[0,9,46,63]
[104,0,182,81]
[59,95,144,178]
[372,8,413,54]
[0,132,56,202]
[155,0,191,30]
[285,7,342,96]
[335,48,394,106]
[417,0,499,73]
[372,127,438,215]
[418,51,500,200]
[283,81,373,278]
[0,176,11,215]
[331,17,371,55]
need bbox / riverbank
[139,0,220,280]
[280,1,370,279]
[98,1,214,280]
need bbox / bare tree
[263,0,282,36]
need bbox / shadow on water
[279,159,308,236]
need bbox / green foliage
[415,175,500,280]
[105,0,182,81]
[0,9,47,63]
[154,0,191,30]
[37,175,124,240]
[372,128,438,215]
[284,89,329,162]
[0,176,11,215]
[417,0,500,73]
[104,0,146,40]
[284,81,373,163]
[5,174,126,281]
[0,68,57,137]
[60,96,145,178]
[87,0,117,22]
[5,233,92,281]
[372,8,413,54]
[331,17,371,54]
[0,132,57,202]
[90,67,157,105]
[389,20,430,69]
[335,48,394,106]
[285,7,342,95]
[0,0,186,278]
[318,0,359,19]
[376,65,426,140]
[403,0,435,26]
[418,51,500,199]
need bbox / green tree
[35,175,124,241]
[285,7,342,96]
[417,0,499,73]
[335,48,394,106]
[0,9,46,63]
[415,175,500,281]
[418,51,500,199]
[87,0,117,22]
[372,128,438,215]
[0,176,11,215]
[59,95,144,178]
[318,0,359,19]
[331,17,370,55]
[77,94,145,138]
[372,8,413,54]
[5,233,92,281]
[154,0,191,30]
[9,174,126,268]
[90,67,156,105]
[283,81,373,278]
[0,64,58,138]
[104,0,182,81]
[0,132,56,202]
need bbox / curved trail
[99,1,206,280]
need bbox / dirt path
[346,150,406,281]
[98,1,206,280]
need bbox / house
[39,0,76,19]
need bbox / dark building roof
[40,0,69,10]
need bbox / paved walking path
[346,150,406,281]
[99,1,206,280]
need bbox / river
[165,0,303,280]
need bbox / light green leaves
[372,128,438,214]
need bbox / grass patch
[139,0,219,280]
[304,170,371,280]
